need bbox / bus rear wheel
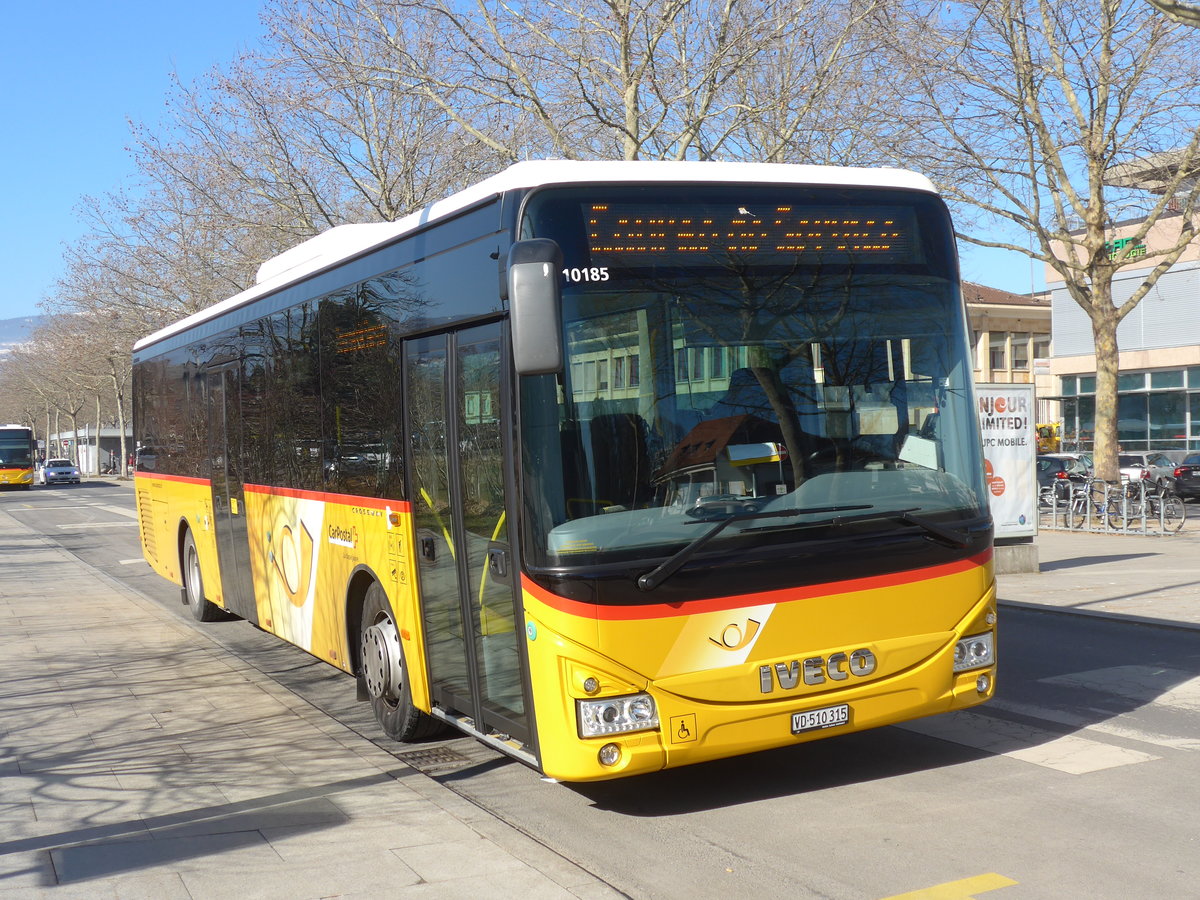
[182,530,224,622]
[360,582,443,742]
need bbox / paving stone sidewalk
[996,517,1200,629]
[0,506,620,899]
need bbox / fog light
[598,743,621,766]
[582,676,600,694]
[976,674,991,694]
[953,631,994,672]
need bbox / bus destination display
[584,202,919,268]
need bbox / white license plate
[791,703,849,734]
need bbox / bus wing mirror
[507,239,563,375]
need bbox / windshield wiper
[896,510,971,548]
[636,504,873,592]
[636,505,974,592]
[813,506,970,549]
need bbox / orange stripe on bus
[133,471,211,487]
[522,548,993,621]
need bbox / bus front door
[406,323,531,749]
[207,366,258,623]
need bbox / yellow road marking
[881,873,1018,900]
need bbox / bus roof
[134,160,937,352]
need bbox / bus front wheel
[360,582,442,742]
[182,530,224,622]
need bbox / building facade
[1047,213,1200,453]
[962,282,1055,423]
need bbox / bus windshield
[0,431,34,468]
[517,185,987,572]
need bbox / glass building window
[1118,372,1146,391]
[1151,370,1184,389]
[989,334,1007,370]
[1079,397,1096,449]
[711,347,727,380]
[1117,393,1148,449]
[1011,332,1030,370]
[1149,393,1186,447]
[1061,376,1077,397]
[1062,398,1078,445]
[1033,335,1050,361]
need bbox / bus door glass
[207,366,258,622]
[406,323,529,745]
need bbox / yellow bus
[0,424,35,489]
[133,160,995,782]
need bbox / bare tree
[1147,0,1200,25]
[299,0,890,162]
[887,0,1200,482]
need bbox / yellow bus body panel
[523,553,996,782]
[135,474,222,602]
[0,467,34,486]
[135,474,432,712]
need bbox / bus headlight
[576,693,659,738]
[953,632,995,672]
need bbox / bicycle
[1111,479,1187,533]
[1065,479,1122,531]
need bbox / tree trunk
[94,394,103,476]
[1090,301,1122,485]
[111,372,128,478]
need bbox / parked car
[1173,453,1200,500]
[1118,451,1179,490]
[1036,454,1089,498]
[1041,451,1093,476]
[37,458,81,485]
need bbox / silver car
[37,458,81,485]
[1119,452,1178,490]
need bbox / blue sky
[0,2,1042,324]
[0,1,264,321]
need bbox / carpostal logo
[327,523,358,549]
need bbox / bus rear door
[207,365,258,622]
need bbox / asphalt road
[4,481,1199,900]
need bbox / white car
[37,458,81,485]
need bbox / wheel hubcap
[186,549,201,602]
[362,617,403,701]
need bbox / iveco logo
[759,649,877,693]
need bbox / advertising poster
[977,383,1037,538]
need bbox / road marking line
[1042,666,1200,712]
[881,872,1018,899]
[55,522,140,529]
[94,504,138,519]
[119,558,147,566]
[989,697,1200,752]
[899,711,1159,773]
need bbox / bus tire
[182,529,224,622]
[360,582,443,742]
